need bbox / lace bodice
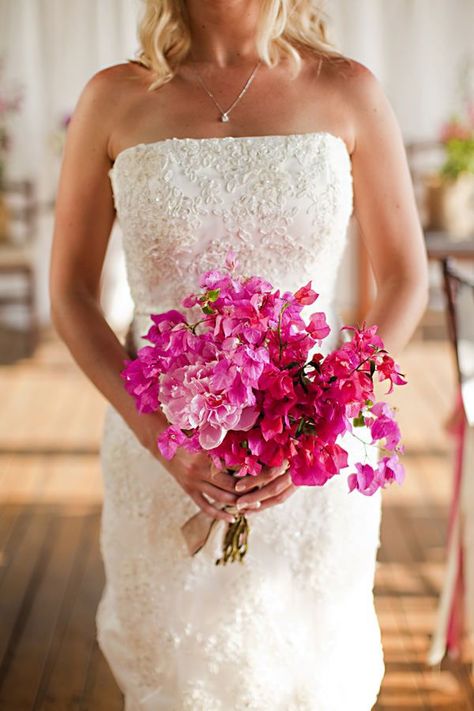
[108,131,353,352]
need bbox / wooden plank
[398,459,474,710]
[81,640,124,711]
[377,481,472,709]
[375,594,428,710]
[74,514,123,711]
[34,510,120,710]
[0,509,86,710]
[0,504,22,562]
[0,507,51,670]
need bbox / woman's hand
[128,410,258,523]
[129,410,294,520]
[233,460,297,514]
[165,451,249,523]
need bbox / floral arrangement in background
[0,60,22,188]
[439,103,474,181]
[427,55,474,239]
[438,55,474,181]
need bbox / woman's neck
[184,0,260,66]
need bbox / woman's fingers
[206,462,239,493]
[245,482,298,514]
[237,471,293,507]
[200,481,238,506]
[189,491,236,523]
[233,460,289,494]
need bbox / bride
[49,1,428,709]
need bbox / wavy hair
[133,0,347,91]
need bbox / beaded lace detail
[108,132,353,353]
[98,132,385,710]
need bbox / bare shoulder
[75,61,144,111]
[318,56,400,152]
[69,61,147,160]
[321,56,388,113]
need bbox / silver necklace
[189,59,261,123]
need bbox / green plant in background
[439,55,474,182]
[440,135,474,181]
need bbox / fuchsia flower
[294,281,318,305]
[368,401,401,450]
[348,463,382,496]
[377,354,407,393]
[157,426,187,459]
[307,312,331,341]
[121,253,407,497]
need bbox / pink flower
[368,402,401,450]
[294,281,319,305]
[157,426,187,459]
[232,345,269,385]
[120,349,160,413]
[377,354,407,394]
[160,360,258,450]
[261,415,283,441]
[378,455,405,486]
[290,439,348,486]
[182,293,199,308]
[306,312,331,341]
[348,463,383,496]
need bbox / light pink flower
[159,360,258,450]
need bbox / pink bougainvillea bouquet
[121,251,406,565]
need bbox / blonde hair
[134,0,347,91]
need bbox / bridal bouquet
[121,252,406,565]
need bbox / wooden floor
[0,329,473,710]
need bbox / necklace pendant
[220,113,229,123]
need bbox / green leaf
[202,304,214,315]
[295,417,305,437]
[207,289,220,302]
[353,414,365,427]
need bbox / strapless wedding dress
[97,132,385,710]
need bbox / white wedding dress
[97,132,385,710]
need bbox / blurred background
[0,1,473,709]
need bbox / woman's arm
[348,62,429,359]
[49,67,240,522]
[49,67,169,453]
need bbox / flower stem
[215,513,250,565]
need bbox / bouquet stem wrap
[181,508,249,565]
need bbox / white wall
[329,0,474,141]
[0,0,473,326]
